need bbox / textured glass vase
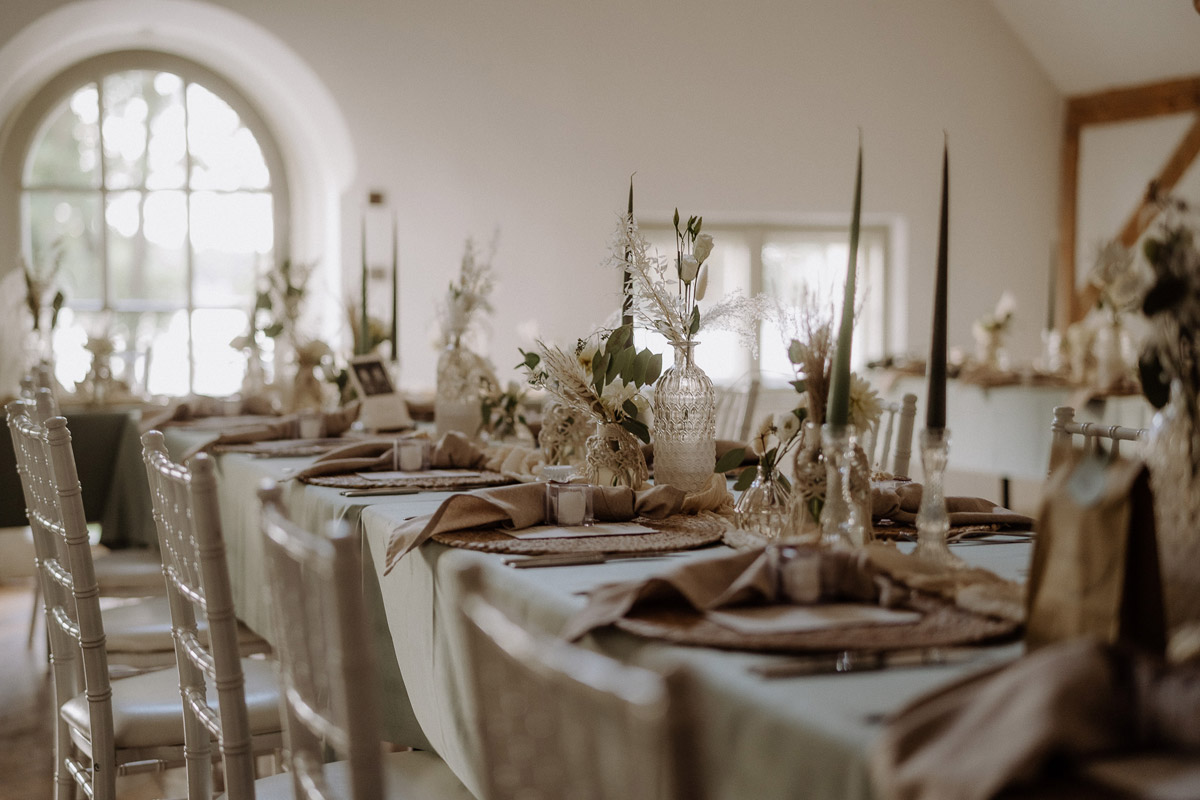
[734,464,790,540]
[435,340,483,438]
[819,423,870,549]
[585,421,649,488]
[652,340,716,492]
[914,428,965,568]
[1145,383,1200,633]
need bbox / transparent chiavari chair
[865,392,918,478]
[457,563,702,800]
[1048,405,1148,474]
[254,484,474,800]
[142,431,283,799]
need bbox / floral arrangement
[261,258,316,342]
[519,323,659,443]
[1090,241,1147,317]
[480,379,532,441]
[609,213,763,349]
[973,291,1017,336]
[1136,193,1200,467]
[728,410,804,492]
[438,235,496,347]
[21,246,65,341]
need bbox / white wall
[0,0,1063,390]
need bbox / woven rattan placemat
[431,513,726,556]
[301,470,514,490]
[212,438,348,457]
[722,523,1023,551]
[616,593,1019,653]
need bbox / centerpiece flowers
[435,236,499,437]
[612,211,763,491]
[521,323,660,487]
[21,246,65,368]
[971,291,1017,370]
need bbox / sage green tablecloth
[166,428,1032,800]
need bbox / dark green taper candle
[622,175,634,328]
[826,136,863,428]
[926,139,949,430]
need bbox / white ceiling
[990,0,1200,96]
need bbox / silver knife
[749,647,973,678]
[504,551,681,569]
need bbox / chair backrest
[1048,405,1149,474]
[258,484,382,800]
[714,378,760,442]
[865,393,917,478]
[457,564,699,800]
[142,430,255,800]
[7,389,117,800]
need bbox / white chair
[457,563,702,800]
[715,377,760,442]
[8,393,178,670]
[1048,405,1148,474]
[865,393,917,478]
[7,390,269,800]
[254,484,474,800]
[142,431,283,800]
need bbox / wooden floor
[0,578,188,800]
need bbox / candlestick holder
[819,423,870,549]
[914,427,965,568]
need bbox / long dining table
[163,430,1030,800]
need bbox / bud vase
[734,464,790,540]
[435,339,483,438]
[585,421,649,488]
[652,340,716,492]
[818,423,871,549]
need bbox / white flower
[693,233,714,265]
[679,255,700,284]
[994,290,1017,322]
[599,378,639,415]
[751,413,776,456]
[576,343,599,374]
[847,372,883,431]
[775,411,800,442]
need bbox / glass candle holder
[297,408,324,438]
[392,439,430,472]
[819,423,869,549]
[914,427,965,568]
[545,472,594,528]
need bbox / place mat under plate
[212,438,348,457]
[301,469,514,490]
[432,513,725,556]
[616,592,1019,654]
[722,523,1027,551]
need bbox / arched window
[17,51,288,396]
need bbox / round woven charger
[722,523,1011,550]
[616,593,1019,654]
[432,514,726,555]
[302,470,514,490]
[213,438,347,457]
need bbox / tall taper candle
[390,214,399,363]
[1045,241,1056,332]
[622,175,634,328]
[825,136,863,428]
[926,139,949,430]
[360,214,369,356]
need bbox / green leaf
[645,353,663,384]
[622,399,640,419]
[592,351,609,389]
[789,379,806,394]
[263,322,285,338]
[255,291,272,311]
[673,208,680,231]
[630,348,652,385]
[787,338,804,364]
[621,417,651,444]
[607,346,631,383]
[713,447,745,473]
[1139,354,1171,409]
[732,466,757,492]
[607,324,631,353]
[776,473,792,494]
[688,306,701,336]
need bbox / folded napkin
[871,482,1034,529]
[562,541,1024,642]
[139,393,280,433]
[177,402,362,461]
[292,430,485,481]
[871,638,1200,800]
[383,472,733,572]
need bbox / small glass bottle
[544,465,593,527]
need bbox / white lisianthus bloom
[994,290,1017,322]
[752,413,776,456]
[847,373,883,431]
[600,378,638,415]
[576,342,599,375]
[775,411,801,442]
[693,233,714,265]
[679,255,700,284]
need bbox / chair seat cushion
[92,548,165,595]
[236,751,475,800]
[61,657,282,749]
[103,595,266,653]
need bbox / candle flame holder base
[914,427,965,569]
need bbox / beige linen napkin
[871,638,1200,800]
[382,473,733,573]
[871,482,1034,529]
[139,393,281,433]
[177,402,362,461]
[292,430,485,481]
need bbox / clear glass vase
[652,340,716,492]
[734,464,790,541]
[819,423,871,549]
[914,427,965,568]
[435,339,484,438]
[1145,383,1200,634]
[786,421,826,543]
[585,421,649,488]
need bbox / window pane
[144,309,191,396]
[191,308,250,396]
[107,190,188,303]
[191,191,273,305]
[102,71,154,190]
[26,84,100,188]
[24,191,103,303]
[145,72,187,190]
[187,82,270,190]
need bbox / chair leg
[27,578,41,650]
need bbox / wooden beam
[1068,75,1200,127]
[1071,112,1200,322]
[1057,118,1080,330]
